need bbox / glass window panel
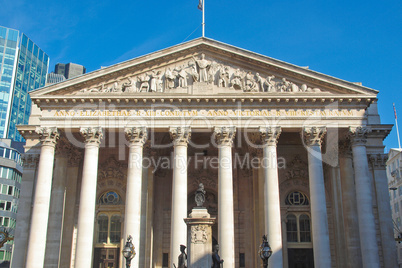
[97,215,108,243]
[299,214,311,242]
[286,214,298,242]
[110,215,121,243]
[3,218,9,227]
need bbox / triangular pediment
[31,37,378,99]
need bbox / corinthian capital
[169,127,191,146]
[259,126,281,146]
[80,127,103,144]
[36,127,59,147]
[302,126,326,146]
[348,126,371,146]
[125,127,148,144]
[214,126,236,147]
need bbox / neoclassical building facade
[12,38,396,268]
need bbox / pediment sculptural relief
[74,53,323,95]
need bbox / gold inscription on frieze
[52,109,356,118]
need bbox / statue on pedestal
[192,53,211,82]
[195,183,206,207]
[178,244,187,268]
[212,244,224,268]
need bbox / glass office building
[0,139,22,267]
[0,26,49,142]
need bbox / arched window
[286,213,311,243]
[96,214,121,244]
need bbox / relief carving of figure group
[77,53,322,94]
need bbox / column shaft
[339,147,362,267]
[11,154,38,268]
[74,127,103,268]
[44,154,68,268]
[124,127,147,268]
[303,127,331,267]
[215,126,236,268]
[349,127,380,267]
[25,128,59,268]
[260,126,283,268]
[169,127,190,268]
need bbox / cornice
[32,94,375,109]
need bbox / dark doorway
[93,248,120,268]
[288,248,314,268]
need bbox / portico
[12,38,396,268]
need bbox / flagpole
[202,0,205,37]
[394,103,401,148]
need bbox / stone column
[214,126,236,268]
[348,127,380,267]
[59,145,82,268]
[259,126,283,268]
[25,127,59,268]
[45,137,69,268]
[11,153,39,268]
[369,153,398,268]
[124,127,147,268]
[302,126,331,267]
[74,127,103,268]
[169,127,191,268]
[339,141,362,267]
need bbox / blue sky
[1,0,401,150]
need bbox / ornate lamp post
[122,235,136,268]
[259,235,272,268]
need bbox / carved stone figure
[255,73,264,92]
[290,82,299,92]
[192,53,210,82]
[208,62,218,84]
[195,183,206,207]
[150,71,162,92]
[212,244,224,268]
[122,77,136,93]
[138,74,150,92]
[244,71,257,92]
[188,61,199,83]
[231,69,243,90]
[176,66,188,87]
[165,68,176,90]
[264,75,275,92]
[178,245,187,268]
[279,78,291,92]
[218,66,230,87]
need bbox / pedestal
[184,208,216,268]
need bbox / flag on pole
[394,103,398,120]
[198,0,203,10]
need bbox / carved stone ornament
[285,155,309,180]
[259,126,282,146]
[195,183,206,207]
[368,153,388,169]
[80,127,103,144]
[73,53,324,95]
[36,127,59,146]
[125,127,148,144]
[214,126,236,146]
[302,126,327,146]
[191,225,208,244]
[169,127,191,146]
[56,136,83,166]
[22,154,39,169]
[348,126,371,146]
